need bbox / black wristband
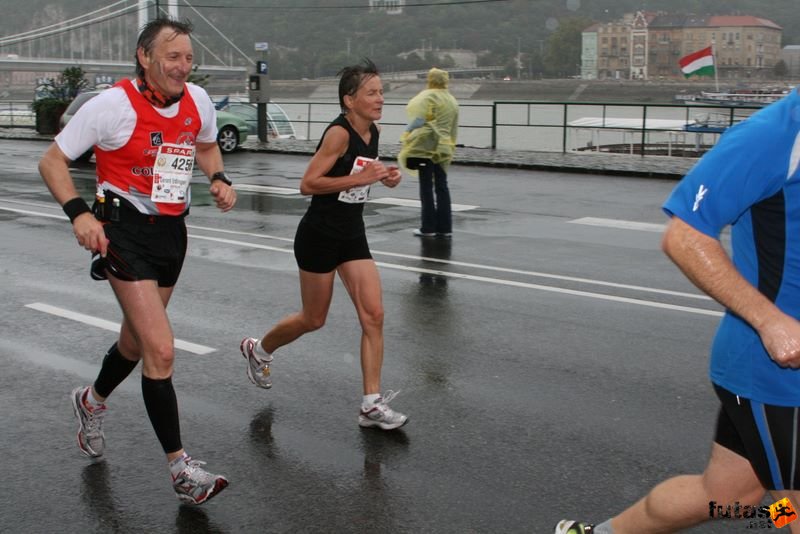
[62,197,92,223]
[211,171,232,186]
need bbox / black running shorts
[714,383,800,490]
[93,217,188,288]
[293,220,372,273]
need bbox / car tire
[217,125,239,154]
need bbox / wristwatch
[211,171,232,186]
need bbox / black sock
[93,342,139,398]
[141,375,182,454]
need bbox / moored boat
[676,87,792,107]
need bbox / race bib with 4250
[151,143,196,203]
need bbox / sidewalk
[2,128,695,179]
[244,138,695,179]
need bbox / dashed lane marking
[569,217,666,233]
[25,303,216,355]
[368,197,479,211]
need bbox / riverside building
[581,12,783,81]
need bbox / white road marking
[0,193,479,216]
[188,224,708,300]
[234,184,299,195]
[189,234,720,317]
[4,202,717,317]
[0,198,62,210]
[232,186,479,211]
[188,223,295,243]
[380,263,723,317]
[368,196,479,211]
[569,217,666,233]
[374,249,710,300]
[0,205,67,220]
[25,303,216,355]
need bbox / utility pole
[152,0,178,19]
[138,0,148,30]
[517,37,522,80]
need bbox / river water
[272,98,756,153]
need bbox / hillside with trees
[1,0,798,80]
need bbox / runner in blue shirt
[555,88,800,533]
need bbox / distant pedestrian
[239,58,408,431]
[555,88,800,533]
[39,17,235,505]
[399,67,459,238]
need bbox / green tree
[35,66,88,101]
[31,66,88,134]
[543,17,592,77]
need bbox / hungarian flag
[679,46,715,78]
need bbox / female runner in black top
[241,59,408,430]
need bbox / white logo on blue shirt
[692,184,708,212]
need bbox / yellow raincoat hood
[398,69,459,174]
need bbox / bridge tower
[139,0,180,29]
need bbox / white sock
[362,393,381,410]
[254,339,272,360]
[85,387,103,407]
[169,452,190,477]
[594,520,614,534]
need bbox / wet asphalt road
[0,140,751,533]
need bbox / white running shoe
[240,337,273,389]
[358,390,409,430]
[171,456,229,505]
[70,386,107,458]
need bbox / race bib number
[151,143,196,203]
[338,156,374,204]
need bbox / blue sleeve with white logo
[663,105,790,239]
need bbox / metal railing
[0,97,763,157]
[489,100,759,156]
[272,99,759,157]
[272,100,493,147]
[0,101,35,128]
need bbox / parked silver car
[59,89,250,158]
[216,99,298,139]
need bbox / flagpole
[711,43,719,92]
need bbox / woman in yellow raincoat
[398,67,459,238]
